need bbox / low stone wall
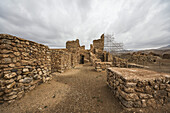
[107,67,170,109]
[95,62,112,72]
[127,63,149,68]
[112,57,128,68]
[163,54,170,59]
[0,34,52,104]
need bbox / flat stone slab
[127,63,149,68]
[108,67,170,81]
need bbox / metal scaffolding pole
[104,34,124,54]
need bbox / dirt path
[0,64,123,113]
[0,64,169,113]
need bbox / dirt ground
[0,64,169,113]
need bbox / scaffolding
[104,33,124,54]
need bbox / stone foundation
[95,62,112,72]
[107,67,170,109]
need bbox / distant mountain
[159,45,170,50]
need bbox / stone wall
[0,34,52,104]
[51,49,72,73]
[95,62,112,72]
[107,67,170,109]
[90,52,101,66]
[66,39,80,50]
[93,34,104,51]
[120,52,160,65]
[163,54,170,59]
[112,56,128,68]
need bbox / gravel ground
[0,64,169,113]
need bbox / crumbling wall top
[93,34,104,51]
[66,39,80,50]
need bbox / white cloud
[0,0,170,50]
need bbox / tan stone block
[2,58,12,63]
[4,72,17,79]
[9,64,15,67]
[7,82,16,89]
[138,93,153,99]
[14,52,20,56]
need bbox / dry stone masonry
[107,67,170,109]
[95,62,112,72]
[0,34,52,104]
[0,34,92,104]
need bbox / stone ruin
[107,68,170,109]
[0,33,170,110]
[0,34,89,104]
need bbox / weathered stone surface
[160,84,166,90]
[154,90,167,98]
[7,82,16,89]
[9,64,15,67]
[4,72,17,79]
[138,93,153,99]
[14,52,20,56]
[5,91,17,97]
[19,77,33,83]
[0,92,4,96]
[147,99,157,107]
[4,79,14,84]
[17,91,24,99]
[133,101,142,108]
[23,68,29,72]
[3,95,17,100]
[2,58,12,63]
[123,87,135,93]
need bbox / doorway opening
[80,55,84,64]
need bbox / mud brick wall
[0,34,52,104]
[51,49,72,73]
[95,62,112,72]
[107,67,170,109]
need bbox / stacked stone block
[112,56,128,68]
[107,67,170,109]
[95,62,112,72]
[0,34,52,104]
[90,52,101,66]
